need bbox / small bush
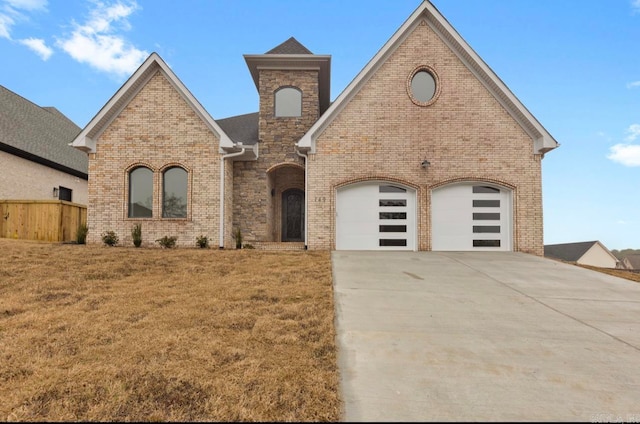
[243,243,255,249]
[131,223,142,247]
[156,236,177,249]
[234,228,243,249]
[76,223,88,244]
[101,230,119,247]
[196,235,209,249]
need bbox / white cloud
[625,124,640,142]
[57,0,148,79]
[634,0,640,12]
[5,0,46,11]
[0,0,47,42]
[608,143,640,167]
[19,36,51,59]
[627,81,640,89]
[0,12,14,38]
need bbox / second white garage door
[336,182,416,250]
[432,183,512,251]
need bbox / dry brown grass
[576,264,640,283]
[0,239,341,422]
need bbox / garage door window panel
[379,239,407,247]
[473,226,501,233]
[379,199,407,207]
[379,185,406,193]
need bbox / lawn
[0,239,341,422]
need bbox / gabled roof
[297,0,560,155]
[544,240,618,264]
[0,85,87,178]
[70,52,251,156]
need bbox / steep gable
[71,53,244,155]
[297,0,559,155]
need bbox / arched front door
[281,189,304,242]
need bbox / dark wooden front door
[281,189,304,242]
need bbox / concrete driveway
[331,251,640,422]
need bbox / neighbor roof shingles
[544,241,598,262]
[0,85,87,176]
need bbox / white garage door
[336,182,416,250]
[432,183,512,251]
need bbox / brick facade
[80,6,554,254]
[87,71,221,247]
[306,20,544,255]
[232,70,317,243]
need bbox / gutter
[295,145,309,250]
[219,147,246,248]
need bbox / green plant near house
[101,230,119,247]
[243,243,255,249]
[196,235,209,249]
[76,223,88,244]
[156,235,177,249]
[234,228,243,249]
[131,223,142,247]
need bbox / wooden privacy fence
[0,200,87,242]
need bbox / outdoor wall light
[52,187,59,198]
[421,160,431,169]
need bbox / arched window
[162,167,188,218]
[128,167,153,218]
[275,87,302,117]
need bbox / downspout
[295,147,308,250]
[219,148,245,249]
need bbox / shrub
[131,223,142,247]
[243,243,255,249]
[196,235,209,249]
[101,230,119,247]
[234,228,243,249]
[156,236,177,249]
[76,223,88,244]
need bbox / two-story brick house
[71,1,558,253]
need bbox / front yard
[0,239,340,421]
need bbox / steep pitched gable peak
[297,0,559,156]
[266,37,313,55]
[70,52,236,154]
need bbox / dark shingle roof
[0,85,87,177]
[544,241,599,262]
[266,37,313,55]
[217,112,259,146]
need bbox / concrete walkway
[331,251,640,422]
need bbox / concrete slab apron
[331,251,640,422]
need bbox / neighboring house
[621,255,640,271]
[544,241,621,269]
[71,1,559,252]
[0,85,88,204]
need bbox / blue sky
[1,0,639,250]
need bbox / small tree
[234,228,243,249]
[131,223,142,247]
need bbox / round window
[407,66,439,106]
